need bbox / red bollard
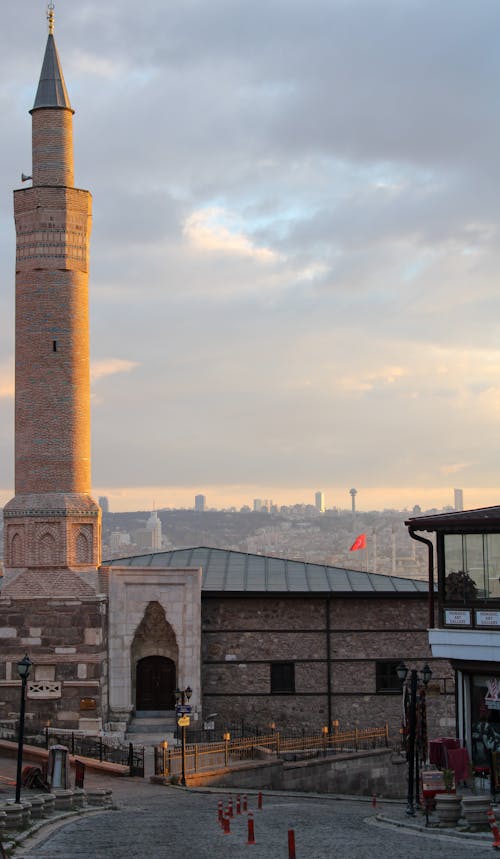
[227,798,233,818]
[236,794,241,815]
[247,812,256,845]
[288,829,296,859]
[222,816,230,835]
[243,795,248,812]
[257,791,263,810]
[372,795,377,808]
[488,809,500,848]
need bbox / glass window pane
[465,534,486,596]
[486,534,500,599]
[444,534,463,575]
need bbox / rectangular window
[270,662,295,694]
[375,660,403,694]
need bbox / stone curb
[374,812,493,843]
[3,804,115,857]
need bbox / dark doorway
[136,656,176,711]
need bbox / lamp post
[175,685,192,786]
[397,661,432,816]
[15,654,32,805]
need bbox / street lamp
[15,654,32,804]
[175,686,192,786]
[397,661,432,816]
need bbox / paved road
[13,784,492,859]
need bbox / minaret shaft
[3,26,100,578]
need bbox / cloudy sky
[1,0,500,512]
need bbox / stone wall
[185,748,407,798]
[0,594,107,731]
[201,595,454,738]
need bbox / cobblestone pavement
[0,755,493,859]
[11,787,493,858]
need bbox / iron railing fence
[26,729,145,777]
[155,723,389,778]
[177,722,321,745]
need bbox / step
[127,722,176,734]
[125,732,178,745]
[135,710,176,719]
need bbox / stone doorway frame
[107,565,202,727]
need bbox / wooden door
[136,656,176,710]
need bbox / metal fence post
[71,732,75,756]
[276,732,281,757]
[194,744,198,772]
[355,728,359,751]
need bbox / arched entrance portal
[136,656,176,711]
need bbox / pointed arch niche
[131,602,179,711]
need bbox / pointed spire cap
[32,14,73,113]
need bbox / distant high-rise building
[454,489,464,512]
[99,496,109,514]
[315,491,325,513]
[349,488,357,518]
[146,510,162,550]
[195,494,206,512]
[253,499,263,512]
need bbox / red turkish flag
[349,533,366,551]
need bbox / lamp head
[396,661,408,684]
[185,686,192,701]
[17,653,32,680]
[422,664,433,686]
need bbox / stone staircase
[125,710,178,745]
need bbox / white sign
[476,611,500,627]
[445,609,471,626]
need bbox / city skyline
[1,2,500,512]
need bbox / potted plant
[445,570,478,602]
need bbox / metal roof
[407,505,500,533]
[32,34,72,111]
[102,546,428,595]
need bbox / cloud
[91,359,140,383]
[440,463,475,476]
[0,365,14,399]
[183,207,279,262]
[1,0,500,508]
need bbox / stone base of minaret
[3,492,101,595]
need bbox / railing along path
[155,723,389,778]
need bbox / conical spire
[32,6,72,112]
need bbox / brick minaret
[3,6,101,584]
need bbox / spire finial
[47,3,55,35]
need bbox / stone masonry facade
[0,593,108,732]
[201,594,454,739]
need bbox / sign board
[177,715,190,727]
[203,720,215,731]
[176,704,192,715]
[444,609,471,626]
[476,611,500,627]
[421,770,446,796]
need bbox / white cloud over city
[0,0,500,511]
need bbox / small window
[271,662,295,694]
[376,660,403,694]
[53,340,58,352]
